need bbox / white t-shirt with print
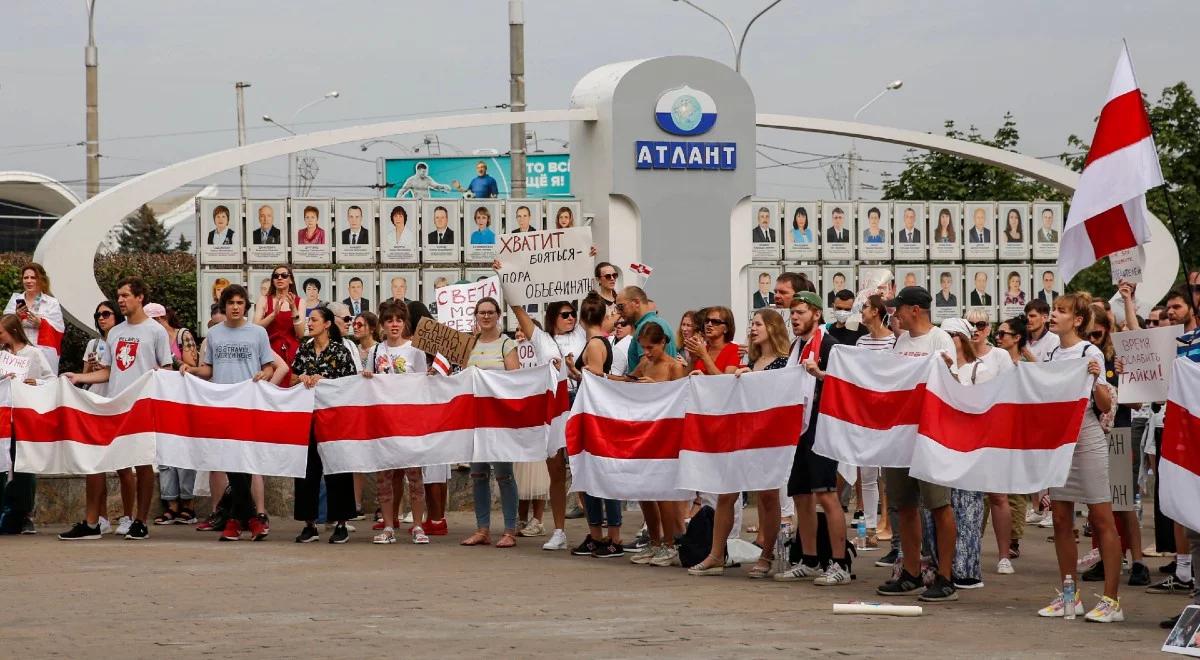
[892,326,955,358]
[368,341,427,375]
[100,317,173,395]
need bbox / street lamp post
[671,0,783,72]
[84,0,100,199]
[847,79,903,200]
[263,91,339,196]
[509,0,527,199]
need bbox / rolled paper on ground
[832,602,923,616]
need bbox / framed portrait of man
[927,202,961,261]
[422,200,461,263]
[464,201,502,263]
[505,200,544,234]
[999,265,1032,321]
[965,264,998,318]
[291,199,332,264]
[1032,202,1064,260]
[198,198,242,265]
[963,202,997,260]
[334,199,377,264]
[547,201,582,231]
[930,266,963,323]
[378,269,418,307]
[893,202,926,262]
[750,200,780,262]
[379,200,419,263]
[857,202,891,261]
[821,266,856,310]
[198,268,244,336]
[821,202,854,260]
[895,266,928,293]
[1033,267,1060,306]
[294,269,333,321]
[335,269,376,317]
[782,202,819,261]
[245,268,275,311]
[421,267,462,321]
[245,199,286,264]
[997,202,1030,260]
[749,266,782,311]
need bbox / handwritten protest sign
[434,276,501,333]
[497,227,593,306]
[1107,427,1134,512]
[411,317,477,368]
[1109,246,1145,284]
[0,352,30,380]
[1114,324,1185,404]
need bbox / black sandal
[153,510,178,525]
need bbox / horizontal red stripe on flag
[819,376,925,430]
[315,390,557,443]
[1164,400,1200,476]
[1083,203,1138,259]
[918,394,1087,452]
[1084,89,1154,168]
[15,399,157,445]
[37,318,64,353]
[566,405,803,460]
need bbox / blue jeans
[584,494,622,529]
[470,462,518,531]
[158,466,196,501]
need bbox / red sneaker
[423,518,448,536]
[249,514,269,542]
[219,519,242,542]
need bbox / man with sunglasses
[323,302,362,374]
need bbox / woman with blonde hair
[4,262,65,373]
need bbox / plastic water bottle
[856,520,867,551]
[773,524,790,573]
[1135,493,1143,525]
[1062,575,1077,620]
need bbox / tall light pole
[847,79,903,200]
[235,82,251,198]
[263,91,339,196]
[84,0,100,199]
[671,0,783,72]
[509,0,527,199]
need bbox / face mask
[833,310,852,324]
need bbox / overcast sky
[2,1,1197,202]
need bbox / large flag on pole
[1060,43,1164,285]
[1160,358,1200,532]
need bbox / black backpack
[675,505,716,568]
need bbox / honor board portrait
[199,198,242,265]
[1000,265,1032,320]
[963,202,997,260]
[422,200,461,263]
[465,201,502,263]
[198,269,244,335]
[505,200,544,234]
[857,202,891,261]
[291,199,332,264]
[380,201,419,263]
[336,269,376,317]
[931,266,963,323]
[548,201,582,231]
[927,202,961,261]
[783,202,818,261]
[893,202,926,261]
[821,267,855,310]
[1032,202,1063,260]
[379,270,418,306]
[1034,267,1060,305]
[749,266,781,310]
[821,202,854,260]
[245,200,286,264]
[422,267,462,320]
[750,200,780,262]
[335,199,376,264]
[965,264,998,317]
[296,270,333,320]
[997,202,1030,260]
[895,265,928,293]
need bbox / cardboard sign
[411,317,476,368]
[1106,427,1134,512]
[1109,246,1145,284]
[0,352,30,380]
[1114,325,1185,403]
[497,226,594,306]
[434,276,502,333]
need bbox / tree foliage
[117,204,171,254]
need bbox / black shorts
[786,418,839,496]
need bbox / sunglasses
[94,310,114,320]
[1146,320,1159,326]
[972,321,989,331]
[341,316,352,324]
[353,322,365,329]
[559,311,576,319]
[600,273,618,280]
[272,272,290,280]
[615,320,628,328]
[704,318,727,326]
[994,330,1015,338]
[1089,330,1106,340]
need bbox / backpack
[675,505,716,568]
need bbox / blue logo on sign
[654,86,717,136]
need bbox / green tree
[116,204,171,254]
[174,233,192,253]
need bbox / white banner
[1114,325,1185,404]
[497,226,594,306]
[433,276,502,333]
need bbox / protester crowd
[0,260,1197,630]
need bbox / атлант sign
[636,85,735,171]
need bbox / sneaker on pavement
[98,516,112,535]
[373,528,397,544]
[1036,515,1055,528]
[58,521,102,541]
[400,511,414,524]
[1084,595,1124,623]
[115,516,133,536]
[1147,575,1195,595]
[592,540,624,558]
[124,519,149,540]
[877,569,924,596]
[1024,508,1043,524]
[350,509,366,521]
[649,545,679,567]
[1037,591,1084,617]
[20,518,36,535]
[571,534,599,556]
[423,518,449,536]
[329,524,350,544]
[1128,562,1150,587]
[176,508,197,525]
[1160,560,1177,574]
[542,528,568,551]
[997,558,1015,575]
[919,575,959,602]
[565,501,586,519]
[1081,560,1106,581]
[874,548,900,568]
[814,563,853,586]
[219,520,242,542]
[1008,540,1021,559]
[953,576,984,590]
[411,526,430,545]
[295,525,320,543]
[195,512,223,532]
[249,514,269,542]
[628,531,650,550]
[630,545,657,565]
[773,561,823,582]
[1077,548,1101,571]
[519,519,547,538]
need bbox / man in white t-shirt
[60,277,174,541]
[1022,299,1059,363]
[877,286,960,602]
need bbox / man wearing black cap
[877,286,959,602]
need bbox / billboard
[383,153,571,199]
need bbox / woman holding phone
[4,262,65,374]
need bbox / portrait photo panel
[857,202,891,261]
[379,269,418,306]
[291,199,332,264]
[547,201,582,231]
[997,202,1030,260]
[750,200,781,262]
[464,200,502,263]
[1032,202,1064,260]
[999,265,1032,321]
[965,264,998,318]
[422,200,461,263]
[783,201,819,260]
[246,268,276,304]
[1033,266,1061,306]
[821,202,855,260]
[244,199,287,264]
[335,269,376,316]
[198,198,242,265]
[963,202,997,260]
[749,265,782,311]
[821,266,856,309]
[198,268,244,336]
[927,202,961,261]
[334,199,377,264]
[421,267,462,321]
[930,265,963,323]
[895,265,928,292]
[505,199,544,234]
[380,200,419,263]
[892,202,926,261]
[788,265,820,297]
[294,269,333,319]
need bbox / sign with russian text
[1114,324,1185,404]
[1109,246,1145,284]
[433,276,502,333]
[411,317,477,368]
[634,141,736,170]
[497,227,594,306]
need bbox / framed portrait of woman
[782,202,818,261]
[997,202,1030,260]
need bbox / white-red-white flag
[0,380,11,475]
[1060,44,1164,285]
[566,368,809,499]
[431,353,452,376]
[907,359,1093,492]
[1160,358,1200,532]
[4,293,64,373]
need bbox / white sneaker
[519,518,546,537]
[649,546,679,567]
[629,545,657,565]
[997,558,1015,575]
[114,516,133,536]
[542,528,568,551]
[773,562,824,582]
[411,525,430,545]
[1025,508,1045,524]
[813,563,853,586]
[400,511,414,524]
[372,528,396,544]
[1037,591,1084,617]
[1084,595,1124,623]
[1077,548,1101,571]
[98,516,112,535]
[1037,514,1055,528]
